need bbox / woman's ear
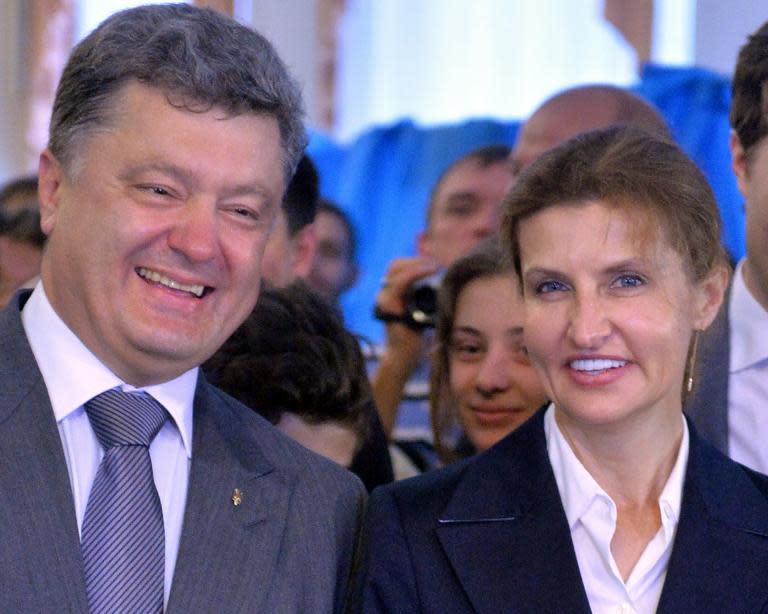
[692,264,730,331]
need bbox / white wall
[239,0,322,129]
[695,0,766,76]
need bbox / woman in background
[430,240,547,463]
[361,127,768,614]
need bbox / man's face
[38,82,285,386]
[261,210,317,288]
[733,134,768,310]
[419,160,513,266]
[307,210,356,302]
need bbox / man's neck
[741,258,768,313]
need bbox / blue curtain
[309,65,743,342]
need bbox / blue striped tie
[81,388,168,614]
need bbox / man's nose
[167,198,218,263]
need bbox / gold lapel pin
[231,488,243,507]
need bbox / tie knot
[86,388,168,448]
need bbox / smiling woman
[361,127,768,614]
[430,240,547,463]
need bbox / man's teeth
[570,358,627,372]
[138,268,205,297]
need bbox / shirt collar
[730,259,768,372]
[21,281,196,458]
[545,404,688,534]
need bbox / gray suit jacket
[684,288,730,454]
[0,292,366,613]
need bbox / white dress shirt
[21,282,195,608]
[728,260,768,473]
[545,405,688,614]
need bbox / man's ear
[38,149,65,236]
[693,264,730,331]
[290,223,317,279]
[730,130,750,197]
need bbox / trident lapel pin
[231,488,243,507]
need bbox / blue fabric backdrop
[308,65,742,342]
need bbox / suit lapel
[0,294,88,612]
[435,412,590,614]
[658,423,768,612]
[167,380,294,613]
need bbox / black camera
[404,270,444,329]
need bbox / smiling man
[0,5,364,613]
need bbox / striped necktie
[80,388,168,613]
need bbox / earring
[686,330,701,393]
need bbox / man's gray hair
[49,3,306,182]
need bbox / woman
[430,240,547,463]
[361,127,768,613]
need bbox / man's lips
[136,267,211,298]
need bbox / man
[686,21,768,474]
[0,175,45,306]
[0,5,363,613]
[509,84,671,178]
[307,199,359,304]
[372,145,513,438]
[261,154,319,287]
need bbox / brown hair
[430,239,513,463]
[730,20,768,161]
[501,125,727,284]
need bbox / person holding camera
[371,146,513,453]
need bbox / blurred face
[449,274,547,452]
[420,160,513,266]
[518,201,722,432]
[38,81,285,386]
[732,134,768,311]
[308,210,356,302]
[261,210,295,287]
[0,237,42,307]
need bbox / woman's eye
[535,279,568,294]
[450,342,484,360]
[613,274,645,288]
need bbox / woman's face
[449,274,547,452]
[518,200,723,432]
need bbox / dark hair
[0,176,45,247]
[502,126,727,284]
[731,21,768,160]
[430,239,513,463]
[317,199,357,260]
[426,144,511,226]
[49,3,305,182]
[204,282,370,446]
[283,155,319,236]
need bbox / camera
[404,270,445,329]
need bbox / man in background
[308,199,359,304]
[686,20,768,474]
[0,175,45,306]
[261,154,319,287]
[0,5,363,612]
[371,145,513,441]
